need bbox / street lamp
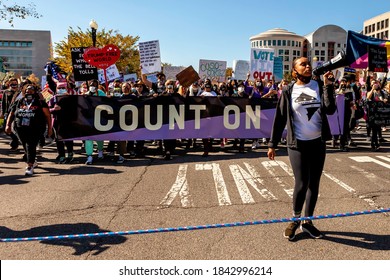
[89,19,98,47]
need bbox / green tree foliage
[53,27,140,76]
[0,1,41,27]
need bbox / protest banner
[71,47,98,82]
[56,95,345,141]
[139,40,161,74]
[163,66,186,80]
[198,59,227,82]
[232,60,250,80]
[346,30,390,69]
[250,48,275,81]
[176,66,200,87]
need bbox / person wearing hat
[5,84,53,175]
[140,67,166,95]
[199,80,217,157]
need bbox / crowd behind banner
[0,61,389,174]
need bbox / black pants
[57,140,74,157]
[288,138,326,217]
[16,127,44,164]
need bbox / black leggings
[16,127,44,165]
[288,138,326,217]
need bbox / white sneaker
[117,155,125,164]
[25,166,34,176]
[98,150,104,159]
[85,156,93,165]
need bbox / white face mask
[89,86,96,92]
[57,89,67,95]
[238,86,244,93]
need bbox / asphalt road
[0,128,389,260]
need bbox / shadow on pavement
[0,223,127,256]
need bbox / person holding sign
[267,57,336,241]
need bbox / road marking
[350,156,390,169]
[376,156,390,163]
[262,161,294,198]
[350,165,390,187]
[229,163,277,204]
[160,164,193,208]
[322,171,356,193]
[195,163,231,206]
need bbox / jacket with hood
[268,79,336,149]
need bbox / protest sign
[250,48,274,81]
[273,57,283,82]
[163,66,186,80]
[71,47,98,82]
[139,40,161,74]
[83,45,120,70]
[232,60,250,80]
[368,45,388,72]
[176,66,200,87]
[124,73,137,83]
[198,59,227,81]
[97,64,121,84]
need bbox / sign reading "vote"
[83,44,121,70]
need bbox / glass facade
[0,41,33,76]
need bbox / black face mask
[25,94,34,101]
[295,71,311,84]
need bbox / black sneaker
[301,220,323,239]
[66,153,74,164]
[284,221,300,241]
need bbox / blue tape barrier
[1,208,389,243]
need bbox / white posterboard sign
[198,59,227,82]
[163,66,186,80]
[98,64,121,84]
[250,48,274,81]
[139,40,161,74]
[232,60,250,80]
[123,73,138,83]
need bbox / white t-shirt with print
[291,80,322,141]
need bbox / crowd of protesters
[0,65,389,176]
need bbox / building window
[385,31,389,39]
[365,26,368,34]
[284,56,289,61]
[273,40,276,46]
[293,50,297,55]
[268,40,271,46]
[372,24,375,32]
[377,22,380,30]
[284,50,289,55]
[320,50,325,56]
[259,41,262,46]
[315,42,319,47]
[320,56,325,61]
[369,25,372,33]
[292,41,295,47]
[386,19,389,28]
[381,20,385,29]
[322,42,326,47]
[315,50,319,56]
[297,51,300,56]
[284,64,289,71]
[282,40,286,46]
[279,49,284,55]
[277,40,281,46]
[287,40,290,46]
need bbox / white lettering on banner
[246,105,261,129]
[262,161,294,198]
[95,105,114,131]
[189,105,206,129]
[144,105,163,130]
[224,105,240,129]
[195,163,231,206]
[119,105,138,131]
[169,105,185,130]
[93,104,261,132]
[160,165,192,208]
